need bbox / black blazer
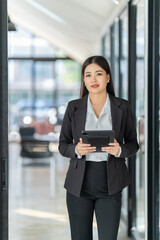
[58,93,139,197]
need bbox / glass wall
[35,61,55,107]
[9,60,33,130]
[135,0,145,238]
[102,1,145,238]
[120,11,128,100]
[55,59,81,103]
[8,26,81,134]
[104,29,111,64]
[119,9,128,226]
[111,20,119,96]
[103,9,129,234]
[8,25,82,240]
[101,0,160,238]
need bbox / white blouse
[75,93,121,161]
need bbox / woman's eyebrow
[85,70,103,74]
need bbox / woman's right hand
[75,138,96,156]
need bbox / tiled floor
[9,143,130,240]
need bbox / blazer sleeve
[58,102,76,159]
[119,102,140,159]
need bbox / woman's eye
[86,74,91,77]
[97,73,102,76]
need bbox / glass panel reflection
[135,0,145,238]
[104,30,111,64]
[8,60,32,132]
[119,9,128,226]
[55,60,81,103]
[8,27,32,57]
[120,11,128,100]
[111,21,119,96]
[35,61,55,107]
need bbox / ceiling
[8,0,128,63]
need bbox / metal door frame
[0,0,8,239]
[145,0,159,239]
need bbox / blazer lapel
[74,93,123,140]
[74,94,88,139]
[109,94,123,140]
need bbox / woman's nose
[92,75,98,82]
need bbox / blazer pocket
[69,159,78,169]
[114,158,126,169]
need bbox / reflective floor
[9,143,130,240]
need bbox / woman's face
[83,63,110,95]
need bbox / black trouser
[66,161,122,240]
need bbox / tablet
[81,130,115,152]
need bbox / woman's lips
[91,84,99,88]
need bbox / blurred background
[3,0,159,240]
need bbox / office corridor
[9,143,130,240]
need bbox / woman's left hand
[101,138,120,156]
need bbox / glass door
[111,20,119,96]
[134,0,145,238]
[104,29,111,65]
[119,10,128,100]
[119,9,128,227]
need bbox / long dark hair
[80,55,115,98]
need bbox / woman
[58,55,139,240]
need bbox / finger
[80,146,96,152]
[108,143,116,146]
[79,145,95,149]
[102,147,115,151]
[80,149,96,155]
[103,146,115,150]
[80,147,96,151]
[79,138,82,143]
[101,149,116,154]
[88,148,96,153]
[78,141,91,147]
[114,138,117,143]
[101,148,109,152]
[80,143,92,147]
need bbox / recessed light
[113,0,120,4]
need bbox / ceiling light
[113,0,120,4]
